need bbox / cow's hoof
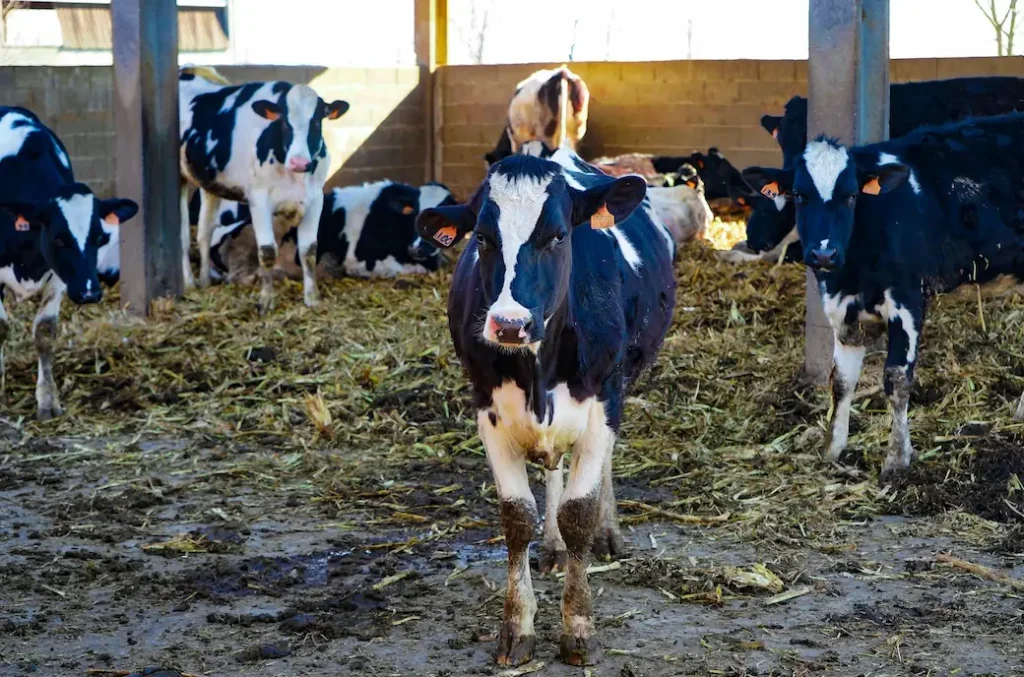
[591,527,625,561]
[496,626,535,667]
[539,545,567,574]
[304,294,320,308]
[37,404,63,421]
[559,634,602,666]
[879,461,909,486]
[257,297,274,316]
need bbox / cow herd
[3,63,1024,666]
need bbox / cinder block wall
[437,56,1024,201]
[0,65,426,198]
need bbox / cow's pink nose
[288,158,310,172]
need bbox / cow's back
[0,106,73,204]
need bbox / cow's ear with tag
[761,115,782,139]
[252,100,282,121]
[0,202,43,232]
[858,162,909,196]
[99,198,139,226]
[325,100,350,120]
[416,205,476,249]
[570,175,647,230]
[741,167,793,200]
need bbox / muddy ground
[2,244,1024,676]
[2,430,1023,677]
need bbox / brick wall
[0,65,426,198]
[437,56,1024,201]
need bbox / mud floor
[2,431,1022,677]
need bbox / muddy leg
[478,410,537,667]
[248,191,276,315]
[540,458,567,574]
[591,443,625,560]
[823,328,866,463]
[557,415,613,666]
[297,192,323,308]
[33,280,65,420]
[180,185,196,290]
[880,299,922,483]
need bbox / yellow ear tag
[433,225,458,246]
[402,205,415,215]
[861,177,882,195]
[760,181,780,200]
[14,215,30,232]
[590,204,615,230]
[104,213,120,226]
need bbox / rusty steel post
[113,0,182,315]
[805,0,890,383]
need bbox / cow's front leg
[540,458,567,574]
[591,446,625,560]
[33,280,66,420]
[823,325,866,463]
[557,413,613,666]
[248,190,276,314]
[880,296,923,483]
[195,189,221,288]
[479,410,537,667]
[296,191,323,307]
[179,185,196,289]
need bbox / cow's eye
[95,232,111,247]
[845,194,857,206]
[475,232,490,249]
[53,237,66,248]
[544,233,566,249]
[792,192,808,205]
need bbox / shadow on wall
[0,64,428,198]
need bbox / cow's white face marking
[819,238,830,250]
[57,193,95,254]
[485,171,553,335]
[0,112,35,162]
[803,140,849,201]
[284,85,319,165]
[773,194,787,211]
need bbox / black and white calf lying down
[189,180,456,281]
[743,113,1024,481]
[739,76,1024,263]
[418,149,675,666]
[178,66,349,311]
[0,106,138,419]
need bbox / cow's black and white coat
[196,180,456,280]
[743,113,1024,481]
[0,106,138,419]
[743,76,1024,260]
[178,66,349,312]
[418,149,675,667]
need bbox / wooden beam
[112,0,182,315]
[805,0,890,383]
[415,0,447,183]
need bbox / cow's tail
[553,67,571,151]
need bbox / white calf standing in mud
[417,149,676,666]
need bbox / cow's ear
[388,189,420,216]
[741,166,793,199]
[570,175,646,230]
[0,202,43,231]
[858,163,909,195]
[325,100,350,120]
[676,163,701,190]
[761,115,782,138]
[252,100,282,121]
[99,198,139,225]
[416,205,475,248]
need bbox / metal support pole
[805,0,890,382]
[113,0,182,316]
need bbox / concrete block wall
[437,56,1024,201]
[0,65,426,198]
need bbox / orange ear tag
[433,225,458,246]
[737,197,747,206]
[14,215,30,232]
[686,179,699,189]
[861,177,882,195]
[590,204,615,230]
[104,213,120,226]
[772,128,779,139]
[402,205,415,215]
[760,182,780,200]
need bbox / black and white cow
[178,66,349,312]
[193,180,457,281]
[417,149,675,666]
[0,106,138,419]
[592,148,751,202]
[744,77,1024,260]
[743,113,1024,482]
[484,66,590,166]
